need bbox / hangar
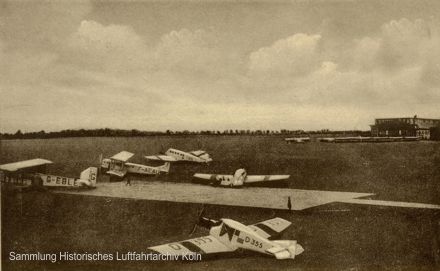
[370,115,440,139]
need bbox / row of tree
[0,128,371,140]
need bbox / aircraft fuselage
[125,162,162,175]
[209,219,302,259]
[166,148,212,163]
[213,169,247,187]
[101,158,169,177]
[37,168,96,188]
[210,219,273,253]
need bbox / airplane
[37,167,98,188]
[148,210,304,260]
[285,137,310,143]
[0,158,97,189]
[319,136,420,143]
[100,151,170,178]
[1,158,53,186]
[145,148,212,163]
[193,168,290,187]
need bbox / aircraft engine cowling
[101,158,110,169]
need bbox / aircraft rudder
[159,162,171,173]
[80,167,98,186]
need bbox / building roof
[110,151,134,162]
[0,158,53,172]
[375,117,440,121]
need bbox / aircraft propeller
[98,154,103,175]
[159,144,166,155]
[189,205,221,236]
[189,205,206,236]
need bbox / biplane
[101,151,170,178]
[0,158,97,188]
[1,158,53,186]
[145,148,212,163]
[148,210,303,260]
[193,169,290,187]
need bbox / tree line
[0,128,372,140]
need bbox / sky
[1,0,439,133]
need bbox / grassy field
[2,192,440,271]
[1,136,440,270]
[1,136,439,203]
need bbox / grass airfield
[2,136,440,270]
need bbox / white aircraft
[37,167,98,188]
[285,137,310,143]
[145,148,212,163]
[148,212,303,260]
[0,158,53,186]
[0,158,97,188]
[101,151,170,178]
[193,169,290,187]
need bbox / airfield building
[370,116,440,139]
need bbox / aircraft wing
[244,175,290,183]
[148,235,233,256]
[144,155,177,162]
[0,158,53,172]
[110,151,134,162]
[248,217,292,239]
[193,174,233,182]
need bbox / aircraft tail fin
[158,162,170,173]
[79,167,98,186]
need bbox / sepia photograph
[1,0,439,270]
